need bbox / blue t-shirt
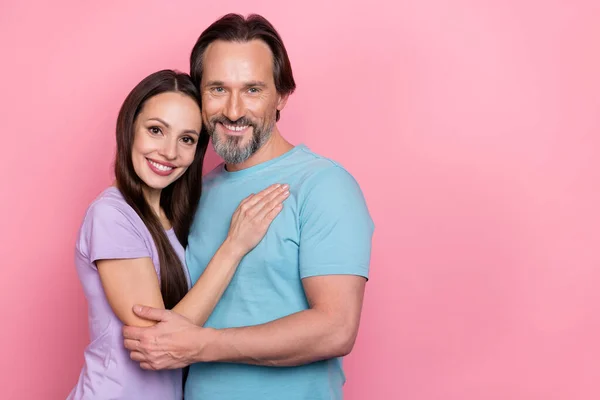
[185,144,374,400]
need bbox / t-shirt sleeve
[79,200,151,267]
[299,166,375,280]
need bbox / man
[124,13,374,400]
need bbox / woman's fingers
[255,188,290,222]
[232,193,255,218]
[226,184,290,254]
[239,193,255,205]
[249,184,281,203]
[262,204,284,225]
[249,184,289,217]
[238,184,281,213]
[242,184,287,215]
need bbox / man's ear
[277,93,290,111]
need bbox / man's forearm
[198,308,355,367]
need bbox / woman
[67,70,289,399]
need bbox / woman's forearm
[170,184,289,325]
[172,239,243,326]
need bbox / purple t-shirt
[68,187,190,400]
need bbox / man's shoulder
[291,145,355,184]
[295,147,374,240]
[292,144,343,169]
[291,147,365,208]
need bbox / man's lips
[217,122,251,136]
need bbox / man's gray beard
[210,124,273,164]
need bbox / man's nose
[223,92,244,122]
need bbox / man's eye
[248,88,260,93]
[212,87,225,93]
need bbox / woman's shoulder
[80,186,146,236]
[76,187,150,259]
[85,186,131,218]
[90,186,126,205]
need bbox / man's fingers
[129,351,146,362]
[132,305,171,322]
[122,325,144,340]
[123,338,140,351]
[140,362,154,370]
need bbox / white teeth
[148,160,173,171]
[224,124,248,132]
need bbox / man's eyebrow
[205,80,225,87]
[204,80,268,87]
[244,81,267,87]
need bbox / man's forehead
[203,39,273,68]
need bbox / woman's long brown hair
[114,70,208,309]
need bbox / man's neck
[225,129,294,172]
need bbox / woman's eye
[149,126,162,135]
[181,136,196,145]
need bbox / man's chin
[213,141,253,163]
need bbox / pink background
[1,1,599,399]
